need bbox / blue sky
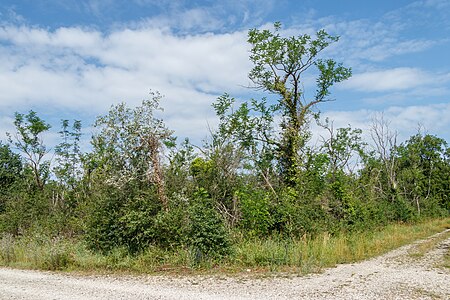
[1,0,450,149]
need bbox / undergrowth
[1,217,449,275]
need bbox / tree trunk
[147,136,169,211]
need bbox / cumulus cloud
[0,116,15,142]
[305,0,450,70]
[0,24,252,143]
[341,68,430,92]
[1,0,450,149]
[320,102,450,144]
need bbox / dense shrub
[187,189,231,260]
[271,187,330,238]
[151,204,188,249]
[236,187,273,237]
[84,185,161,254]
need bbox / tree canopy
[0,24,448,260]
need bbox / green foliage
[301,151,329,197]
[54,120,82,189]
[391,196,416,222]
[118,195,160,254]
[165,138,196,196]
[0,25,449,274]
[396,134,449,213]
[236,188,273,237]
[0,142,23,215]
[212,94,277,158]
[89,92,173,211]
[91,94,172,185]
[190,143,243,226]
[152,206,187,249]
[272,187,329,237]
[327,177,370,230]
[7,111,51,190]
[190,157,213,181]
[319,119,365,177]
[0,183,58,235]
[84,185,160,254]
[247,23,352,185]
[187,189,231,260]
[84,185,126,252]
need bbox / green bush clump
[237,187,273,237]
[187,189,231,262]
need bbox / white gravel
[1,230,449,300]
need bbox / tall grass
[231,217,450,273]
[1,218,449,274]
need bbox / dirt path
[1,230,449,300]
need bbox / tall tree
[91,92,173,210]
[7,111,51,190]
[0,141,22,193]
[319,119,364,179]
[396,133,449,215]
[54,119,82,189]
[222,23,352,185]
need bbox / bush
[271,187,330,238]
[84,185,161,254]
[187,189,231,261]
[237,188,273,237]
[84,187,123,253]
[419,196,449,218]
[392,195,416,222]
[152,204,188,249]
[0,186,52,235]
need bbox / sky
[1,0,450,151]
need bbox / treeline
[0,24,449,260]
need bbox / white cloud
[340,68,450,99]
[423,0,450,9]
[0,23,252,145]
[126,0,275,34]
[1,0,450,148]
[321,102,450,144]
[0,116,15,142]
[83,0,116,17]
[304,0,450,70]
[341,68,429,92]
[387,0,450,24]
[320,19,439,66]
[145,8,226,33]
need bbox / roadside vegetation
[408,228,450,259]
[1,23,449,274]
[0,218,448,274]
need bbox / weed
[0,218,448,275]
[408,230,450,258]
[0,233,15,265]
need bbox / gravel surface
[1,230,449,300]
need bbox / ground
[0,229,449,299]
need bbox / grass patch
[0,217,449,275]
[443,247,450,269]
[411,287,442,300]
[408,230,450,258]
[230,218,450,274]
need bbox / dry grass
[231,218,450,274]
[408,230,450,258]
[443,248,450,269]
[1,217,449,275]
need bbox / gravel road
[1,230,449,300]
